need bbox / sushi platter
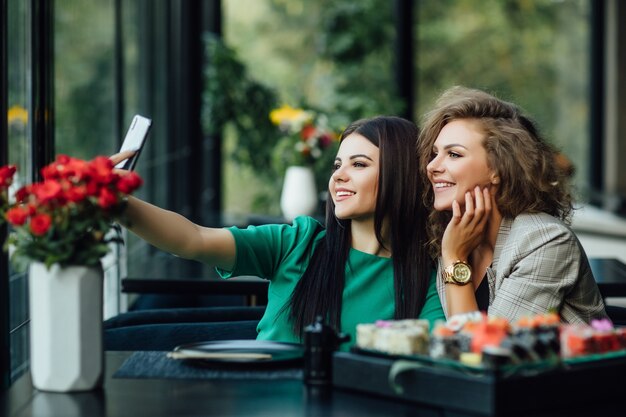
[332,313,626,415]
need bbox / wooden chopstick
[167,351,273,360]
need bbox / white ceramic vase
[280,166,318,222]
[29,262,104,392]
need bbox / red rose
[300,124,317,140]
[56,155,71,165]
[41,163,61,180]
[86,180,100,196]
[98,187,118,209]
[0,165,17,188]
[29,213,52,236]
[14,185,32,203]
[116,172,143,194]
[65,184,88,202]
[64,158,91,181]
[33,180,63,204]
[90,156,115,185]
[5,206,30,226]
[41,155,76,180]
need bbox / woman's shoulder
[226,216,326,270]
[231,215,322,232]
[496,212,586,270]
[227,215,325,245]
[511,212,567,227]
[291,215,324,229]
[278,215,326,241]
[286,216,326,240]
[507,212,575,242]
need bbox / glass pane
[7,0,30,179]
[415,0,591,195]
[120,0,140,121]
[220,0,396,218]
[54,0,116,159]
[7,0,31,382]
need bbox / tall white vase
[280,166,318,222]
[29,262,104,392]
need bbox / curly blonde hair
[417,86,573,257]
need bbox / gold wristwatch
[442,260,472,285]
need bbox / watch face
[453,263,472,284]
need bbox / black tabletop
[2,351,626,417]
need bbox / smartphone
[115,115,152,171]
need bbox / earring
[492,178,500,185]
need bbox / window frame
[1,0,10,390]
[1,0,54,388]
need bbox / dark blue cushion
[104,306,266,330]
[129,294,247,310]
[105,320,260,351]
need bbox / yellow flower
[269,105,310,126]
[8,105,28,126]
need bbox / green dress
[217,216,445,348]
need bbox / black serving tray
[332,349,626,416]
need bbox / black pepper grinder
[303,315,351,386]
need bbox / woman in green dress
[111,116,444,346]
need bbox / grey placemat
[113,351,303,380]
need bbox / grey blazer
[436,212,607,324]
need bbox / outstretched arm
[123,196,236,270]
[111,151,236,270]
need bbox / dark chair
[104,305,266,330]
[103,307,265,351]
[122,278,269,309]
[129,293,248,310]
[606,305,626,327]
[104,279,269,351]
[105,320,260,351]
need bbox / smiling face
[329,133,380,221]
[426,119,498,211]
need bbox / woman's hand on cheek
[441,186,491,261]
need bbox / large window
[220,0,398,217]
[219,0,593,218]
[415,0,592,198]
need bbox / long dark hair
[286,116,432,338]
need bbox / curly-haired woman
[417,86,607,323]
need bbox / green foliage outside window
[54,0,116,160]
[202,33,281,181]
[221,0,590,215]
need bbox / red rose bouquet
[0,155,142,269]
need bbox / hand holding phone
[115,115,152,171]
